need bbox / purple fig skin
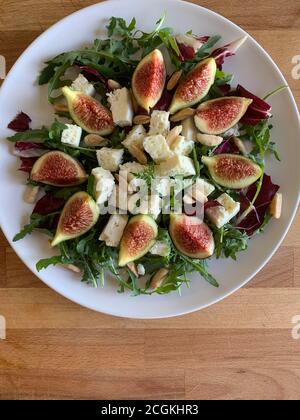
[30,151,88,187]
[51,192,99,247]
[118,215,158,267]
[194,97,252,135]
[169,58,217,114]
[169,214,215,259]
[132,50,166,112]
[62,87,114,135]
[202,154,262,189]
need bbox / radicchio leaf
[33,193,66,216]
[204,200,222,211]
[153,90,173,111]
[236,84,272,125]
[8,112,32,132]
[176,35,209,61]
[213,137,240,155]
[14,142,47,158]
[19,157,38,173]
[237,174,279,236]
[210,36,248,69]
[80,66,109,88]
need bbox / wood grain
[0,0,299,400]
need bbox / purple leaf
[204,200,222,211]
[176,34,209,61]
[153,90,173,111]
[8,112,32,132]
[80,66,109,88]
[211,36,247,68]
[14,142,47,158]
[213,137,240,155]
[33,193,66,216]
[236,84,272,125]
[19,157,38,173]
[237,174,279,236]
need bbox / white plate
[0,0,299,319]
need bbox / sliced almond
[84,134,106,147]
[130,89,139,114]
[108,79,122,90]
[170,108,195,123]
[131,145,148,164]
[62,264,82,274]
[270,192,283,219]
[127,262,139,277]
[196,133,223,147]
[167,70,183,91]
[133,115,151,125]
[53,102,68,113]
[24,185,40,204]
[150,268,169,290]
[166,125,183,147]
[233,137,248,155]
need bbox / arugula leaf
[212,224,248,260]
[13,212,60,242]
[36,255,65,271]
[7,128,49,143]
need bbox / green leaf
[36,255,64,271]
[7,128,49,143]
[13,214,44,242]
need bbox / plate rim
[0,0,299,319]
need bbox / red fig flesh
[202,154,262,189]
[62,87,114,135]
[30,151,88,187]
[132,49,166,112]
[169,58,217,114]
[194,97,252,134]
[169,214,214,259]
[119,215,158,267]
[51,192,99,247]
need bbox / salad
[6,15,284,295]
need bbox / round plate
[0,0,299,319]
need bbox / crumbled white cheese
[107,87,134,127]
[149,110,170,136]
[71,74,95,96]
[61,124,82,147]
[206,193,241,228]
[170,135,194,156]
[150,241,170,257]
[92,167,115,206]
[99,214,129,247]
[154,177,175,197]
[97,148,124,172]
[155,155,196,177]
[143,135,173,163]
[108,184,129,213]
[122,125,146,158]
[128,193,161,219]
[119,161,146,182]
[186,178,215,199]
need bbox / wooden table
[0,0,299,400]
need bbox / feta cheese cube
[149,110,170,136]
[97,148,124,172]
[122,125,146,159]
[61,124,82,147]
[99,214,128,247]
[170,135,194,156]
[181,117,198,141]
[128,193,161,219]
[155,155,196,177]
[154,177,175,197]
[92,167,115,206]
[119,161,146,182]
[107,87,133,127]
[71,74,95,96]
[150,241,170,257]
[143,135,173,163]
[206,193,241,228]
[186,178,215,199]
